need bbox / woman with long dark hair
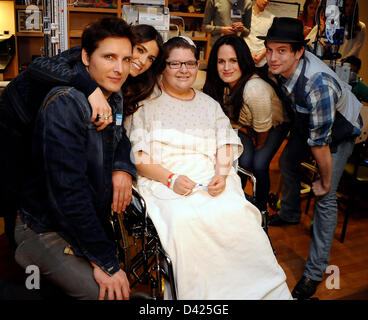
[298,0,320,38]
[122,24,164,116]
[203,34,290,212]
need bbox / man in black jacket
[12,17,136,300]
[0,48,112,248]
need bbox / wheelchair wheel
[120,223,137,276]
[113,188,176,300]
[150,262,165,300]
[119,218,143,283]
[119,213,167,299]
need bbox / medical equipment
[312,0,345,61]
[43,0,68,56]
[122,0,170,42]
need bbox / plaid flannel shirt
[280,58,343,147]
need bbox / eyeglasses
[166,60,198,69]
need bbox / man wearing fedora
[259,17,362,299]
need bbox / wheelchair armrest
[237,167,256,198]
[131,185,147,215]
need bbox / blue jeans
[238,123,289,211]
[279,134,355,281]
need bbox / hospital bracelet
[168,173,179,190]
[167,173,175,188]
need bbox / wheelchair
[109,187,177,300]
[237,166,270,235]
[109,169,268,300]
[237,167,275,254]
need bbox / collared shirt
[278,58,343,147]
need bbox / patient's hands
[173,175,196,196]
[207,175,226,197]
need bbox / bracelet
[167,173,175,188]
[170,174,179,190]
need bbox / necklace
[160,82,196,101]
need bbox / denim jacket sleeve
[113,124,137,180]
[41,87,120,275]
[27,47,98,97]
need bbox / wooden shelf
[190,36,208,42]
[169,7,210,62]
[68,7,118,14]
[16,32,44,37]
[170,11,204,18]
[15,5,43,10]
[69,30,83,38]
[13,1,211,75]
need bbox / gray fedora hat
[257,17,309,45]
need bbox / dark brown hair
[162,36,199,62]
[82,17,134,57]
[203,35,285,123]
[300,0,319,25]
[123,24,165,116]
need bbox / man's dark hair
[290,42,306,53]
[82,17,135,57]
[265,40,306,59]
[342,55,362,72]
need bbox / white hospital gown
[127,89,292,300]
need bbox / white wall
[0,1,15,36]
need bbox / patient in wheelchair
[127,36,292,299]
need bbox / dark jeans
[238,123,290,211]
